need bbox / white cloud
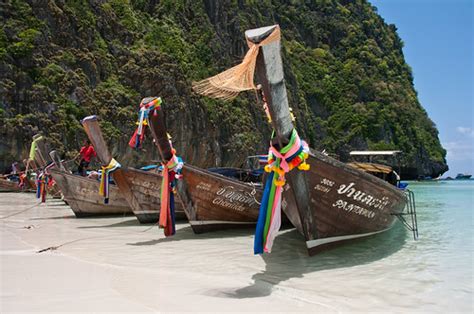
[456,126,474,138]
[443,141,473,161]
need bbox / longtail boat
[81,114,186,224]
[49,168,131,217]
[46,141,131,217]
[193,25,417,255]
[0,136,41,193]
[0,175,35,192]
[31,135,62,199]
[144,97,264,233]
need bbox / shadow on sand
[210,223,408,299]
[76,217,143,228]
[126,223,257,246]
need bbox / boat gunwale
[310,150,406,200]
[183,163,263,191]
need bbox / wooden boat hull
[282,151,407,255]
[50,169,131,217]
[30,136,63,199]
[179,164,262,233]
[116,167,187,224]
[0,178,34,193]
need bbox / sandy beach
[1,187,472,313]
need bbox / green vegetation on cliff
[0,0,447,177]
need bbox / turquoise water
[405,180,473,307]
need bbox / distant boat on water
[455,173,472,180]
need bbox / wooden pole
[245,25,318,241]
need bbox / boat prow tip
[245,25,279,43]
[81,115,98,124]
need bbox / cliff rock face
[0,0,448,178]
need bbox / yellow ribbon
[99,158,121,198]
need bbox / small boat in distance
[0,174,35,192]
[31,135,63,198]
[455,173,472,180]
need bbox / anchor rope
[0,202,42,219]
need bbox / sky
[369,0,473,177]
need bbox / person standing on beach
[76,140,96,176]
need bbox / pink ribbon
[269,135,302,172]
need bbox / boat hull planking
[282,151,407,255]
[179,164,262,233]
[50,169,131,217]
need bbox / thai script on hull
[337,182,390,210]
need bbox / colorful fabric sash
[159,152,183,237]
[254,129,310,254]
[18,173,27,189]
[44,162,57,190]
[99,158,121,204]
[36,172,47,203]
[128,98,162,149]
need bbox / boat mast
[245,25,318,240]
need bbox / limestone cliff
[0,0,448,178]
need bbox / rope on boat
[248,182,261,205]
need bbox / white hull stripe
[306,227,393,249]
[189,220,256,226]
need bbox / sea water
[0,180,473,312]
[401,180,473,310]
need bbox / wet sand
[0,190,472,312]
